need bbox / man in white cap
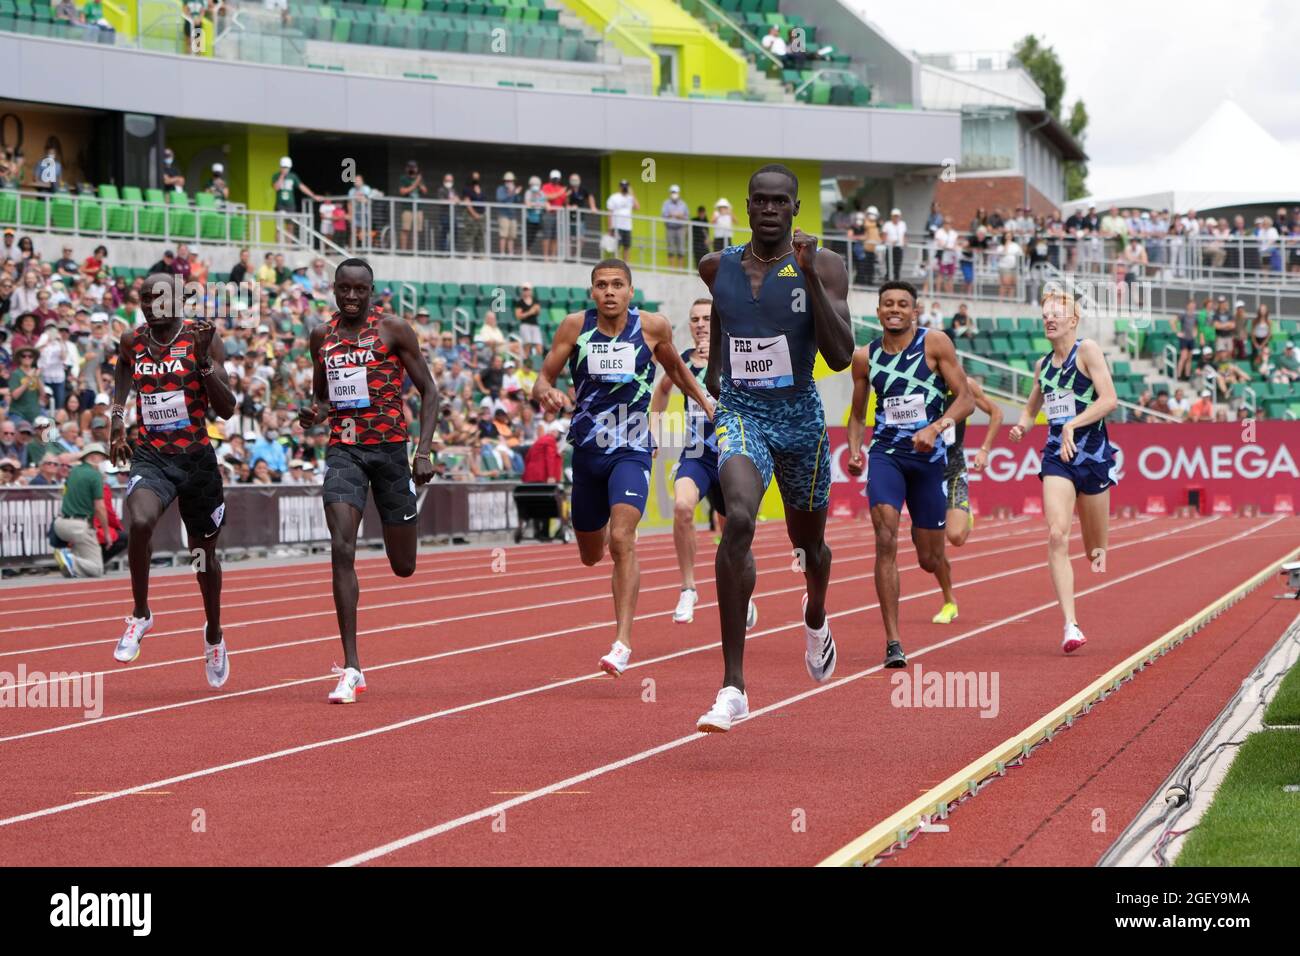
[495,171,520,256]
[607,178,639,258]
[273,156,319,240]
[882,207,907,280]
[566,173,597,259]
[661,184,690,269]
[51,442,110,578]
[206,162,229,201]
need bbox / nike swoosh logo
[403,512,417,520]
[625,490,640,497]
[757,341,778,351]
[906,351,922,360]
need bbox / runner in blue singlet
[1009,288,1119,655]
[694,164,856,734]
[847,281,972,668]
[650,297,757,630]
[532,258,714,679]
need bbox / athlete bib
[882,393,926,427]
[139,389,189,431]
[1045,389,1075,424]
[729,335,794,389]
[327,365,371,408]
[586,341,636,383]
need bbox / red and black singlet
[321,310,408,445]
[131,321,210,454]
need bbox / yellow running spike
[932,602,959,624]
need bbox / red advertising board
[827,421,1300,516]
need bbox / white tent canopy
[1068,100,1300,214]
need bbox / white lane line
[0,523,782,626]
[0,520,1083,741]
[0,515,1214,829]
[334,515,1279,867]
[0,523,874,656]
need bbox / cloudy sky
[847,0,1300,195]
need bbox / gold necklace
[746,242,792,264]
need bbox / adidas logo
[777,263,798,277]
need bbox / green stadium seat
[166,191,196,239]
[49,194,74,230]
[0,190,17,226]
[995,317,1017,332]
[19,193,46,229]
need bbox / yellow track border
[817,541,1300,867]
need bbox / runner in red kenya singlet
[300,257,440,703]
[109,272,237,688]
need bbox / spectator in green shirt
[272,157,318,241]
[7,347,44,425]
[52,442,108,578]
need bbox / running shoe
[696,686,750,733]
[673,588,698,623]
[746,599,758,630]
[204,624,229,689]
[114,614,153,663]
[53,548,76,578]
[328,664,366,703]
[932,602,959,624]
[1062,622,1087,654]
[802,594,836,684]
[599,640,631,677]
[884,640,908,669]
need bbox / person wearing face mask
[523,175,545,255]
[566,173,596,260]
[540,169,567,261]
[162,148,185,192]
[434,171,457,254]
[399,160,428,251]
[495,171,521,256]
[606,178,639,258]
[249,425,288,478]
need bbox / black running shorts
[322,442,417,525]
[127,443,227,539]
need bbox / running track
[0,513,1293,866]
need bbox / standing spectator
[348,173,373,250]
[398,159,429,251]
[566,173,597,260]
[318,196,339,243]
[607,179,639,257]
[882,208,907,280]
[933,214,958,295]
[846,211,868,287]
[162,147,185,191]
[661,184,690,269]
[995,230,1022,301]
[462,171,487,258]
[540,170,567,261]
[1212,304,1236,360]
[434,171,457,254]
[1172,301,1199,380]
[522,175,544,257]
[51,443,109,578]
[206,162,229,201]
[514,283,543,358]
[272,157,319,240]
[37,325,72,412]
[711,198,734,252]
[495,171,520,257]
[1250,305,1273,357]
[229,247,253,287]
[691,205,711,266]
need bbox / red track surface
[0,514,1293,866]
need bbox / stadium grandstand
[0,0,1297,888]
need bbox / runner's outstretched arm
[698,252,722,398]
[109,331,136,468]
[846,346,870,476]
[643,313,713,421]
[384,316,441,484]
[794,233,854,371]
[193,325,236,420]
[531,312,582,412]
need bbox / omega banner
[0,482,518,567]
[826,421,1300,517]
